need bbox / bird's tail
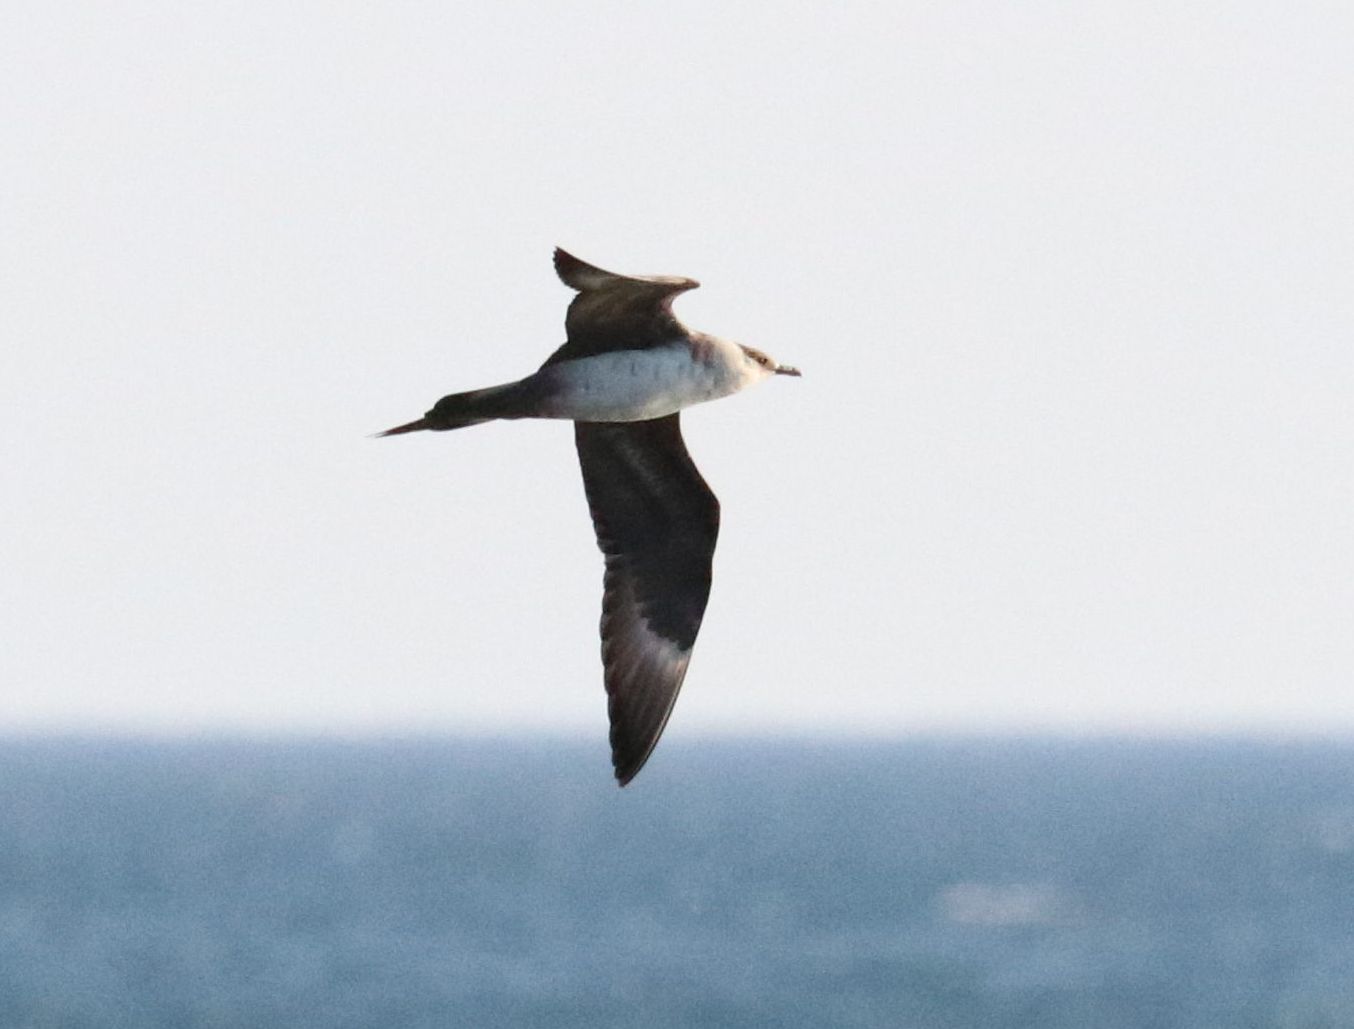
[376,380,537,437]
[377,417,437,436]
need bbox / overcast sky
[4,3,1351,739]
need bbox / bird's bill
[774,365,802,377]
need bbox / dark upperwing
[541,248,700,368]
[573,414,720,784]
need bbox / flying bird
[380,249,800,784]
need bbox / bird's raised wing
[574,414,720,784]
[542,248,700,367]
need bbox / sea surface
[1,737,1353,1028]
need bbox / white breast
[539,341,754,422]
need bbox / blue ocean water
[1,737,1353,1027]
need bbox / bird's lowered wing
[574,415,720,784]
[543,248,700,366]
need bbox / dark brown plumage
[379,248,799,785]
[542,249,699,366]
[574,415,720,784]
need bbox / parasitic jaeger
[380,248,800,784]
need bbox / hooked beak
[774,364,802,377]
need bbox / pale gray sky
[4,3,1352,737]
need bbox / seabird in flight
[380,248,800,784]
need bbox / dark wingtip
[611,728,650,787]
[374,417,430,437]
[554,246,698,297]
[611,733,661,787]
[553,246,603,290]
[553,246,581,282]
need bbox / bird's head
[739,345,802,380]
